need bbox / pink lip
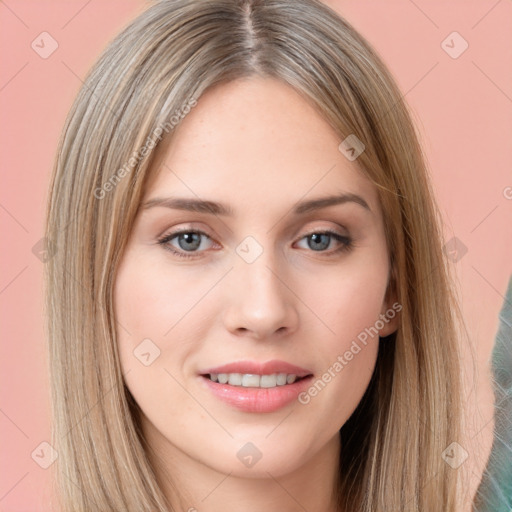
[198,359,314,413]
[200,359,313,378]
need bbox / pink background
[1,1,511,510]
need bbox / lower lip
[198,375,313,413]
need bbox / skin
[114,77,398,512]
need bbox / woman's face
[114,77,398,481]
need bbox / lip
[198,359,314,413]
[200,359,313,378]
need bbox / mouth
[201,372,311,388]
[197,360,314,413]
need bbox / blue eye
[157,230,213,258]
[157,229,353,259]
[297,231,352,253]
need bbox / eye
[295,230,353,255]
[157,230,215,259]
[157,228,353,259]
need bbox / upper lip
[200,359,313,378]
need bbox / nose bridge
[223,236,298,338]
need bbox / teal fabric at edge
[474,274,512,512]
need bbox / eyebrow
[141,193,371,216]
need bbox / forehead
[144,77,381,217]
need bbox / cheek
[114,256,178,375]
[114,254,210,343]
[114,254,218,391]
[296,252,387,421]
[113,258,201,426]
[307,250,389,345]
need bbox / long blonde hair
[44,0,465,509]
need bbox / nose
[222,249,299,340]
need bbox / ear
[378,265,401,337]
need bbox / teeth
[208,372,298,388]
[276,373,287,386]
[228,373,242,386]
[242,374,261,387]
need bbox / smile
[206,372,303,388]
[198,360,314,413]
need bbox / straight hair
[44,0,466,509]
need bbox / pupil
[309,233,329,251]
[179,233,201,251]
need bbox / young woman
[44,0,469,510]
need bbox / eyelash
[156,229,354,260]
